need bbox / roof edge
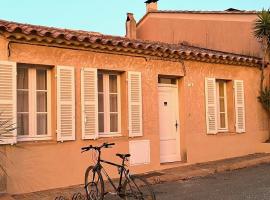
[137,10,258,27]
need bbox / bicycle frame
[91,148,130,194]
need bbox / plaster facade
[0,36,268,194]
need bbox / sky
[0,0,269,36]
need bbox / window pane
[17,114,29,136]
[110,113,118,132]
[17,91,29,112]
[109,75,117,93]
[220,113,226,128]
[98,93,104,112]
[98,74,103,92]
[219,98,225,112]
[37,91,47,112]
[37,114,47,135]
[158,78,177,84]
[219,82,225,97]
[36,69,47,90]
[17,68,28,89]
[110,94,118,112]
[98,113,104,133]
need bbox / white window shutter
[57,66,75,141]
[205,78,218,134]
[81,68,98,140]
[128,71,143,137]
[0,61,17,145]
[234,80,245,133]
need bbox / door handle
[175,120,179,131]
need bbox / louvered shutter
[128,71,143,137]
[0,61,17,145]
[81,68,98,139]
[234,80,245,133]
[57,66,75,141]
[205,78,218,134]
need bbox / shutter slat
[0,61,17,145]
[128,72,143,137]
[57,66,75,141]
[205,78,218,134]
[234,80,245,133]
[81,68,98,140]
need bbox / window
[98,72,120,135]
[17,66,51,141]
[158,77,177,84]
[216,80,228,131]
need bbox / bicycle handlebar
[81,142,115,153]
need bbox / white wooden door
[158,84,181,163]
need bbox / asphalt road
[153,163,270,200]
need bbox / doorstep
[12,153,270,200]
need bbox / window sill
[210,131,245,136]
[17,136,52,142]
[98,133,122,138]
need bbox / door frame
[158,81,181,163]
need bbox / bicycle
[81,142,156,200]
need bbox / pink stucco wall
[0,36,268,194]
[137,13,261,57]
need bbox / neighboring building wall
[137,13,261,57]
[0,37,268,194]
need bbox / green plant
[258,87,270,113]
[0,112,16,142]
[254,9,270,90]
[0,111,16,192]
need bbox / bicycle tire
[84,166,105,200]
[122,175,156,200]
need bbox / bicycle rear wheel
[123,175,156,200]
[84,166,104,200]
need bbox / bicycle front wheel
[84,166,104,200]
[123,175,156,200]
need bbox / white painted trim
[47,70,52,138]
[28,68,36,137]
[81,67,98,140]
[158,81,181,163]
[128,71,143,137]
[129,140,151,166]
[17,135,52,142]
[18,68,51,139]
[98,73,121,136]
[234,80,246,133]
[205,78,218,134]
[98,133,122,138]
[216,80,229,131]
[57,66,76,142]
[0,61,17,145]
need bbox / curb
[145,154,270,185]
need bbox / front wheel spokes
[88,182,99,200]
[85,166,104,200]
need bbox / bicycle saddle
[116,153,131,159]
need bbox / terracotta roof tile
[0,19,262,67]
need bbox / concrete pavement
[154,163,270,200]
